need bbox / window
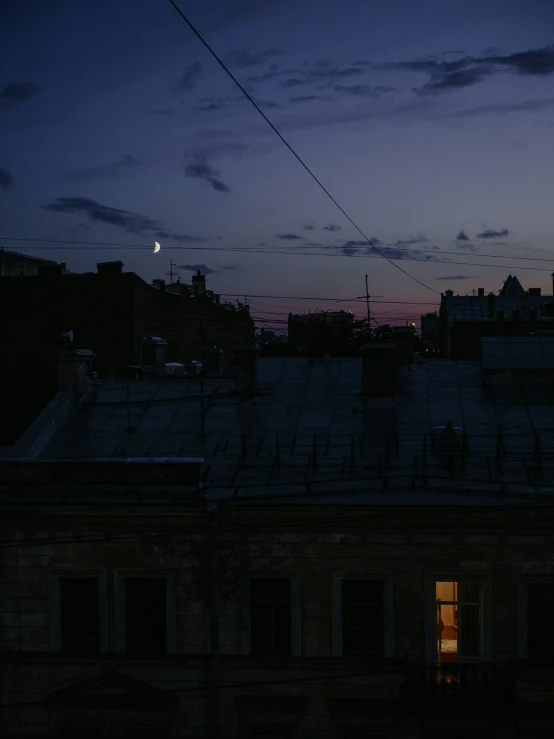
[115,571,175,657]
[341,580,384,656]
[241,574,301,656]
[50,570,107,654]
[126,578,166,657]
[427,578,490,663]
[520,580,554,662]
[333,574,393,658]
[61,579,100,654]
[251,578,291,654]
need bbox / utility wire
[165,1,439,295]
[2,238,552,273]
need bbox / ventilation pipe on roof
[487,293,496,318]
[477,287,485,297]
[235,344,259,399]
[361,343,397,397]
[142,337,168,374]
[57,349,94,396]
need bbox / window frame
[240,573,301,657]
[114,570,176,656]
[332,573,394,658]
[518,576,554,661]
[425,574,491,664]
[49,569,108,654]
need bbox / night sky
[2,0,554,328]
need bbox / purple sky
[1,0,554,329]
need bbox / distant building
[420,312,440,352]
[288,309,357,352]
[0,263,253,444]
[439,274,554,358]
[0,247,65,276]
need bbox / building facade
[439,275,554,359]
[2,346,554,737]
[0,262,253,444]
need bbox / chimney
[203,347,224,377]
[487,293,496,318]
[235,344,259,399]
[477,287,485,297]
[361,343,397,397]
[57,349,94,396]
[38,263,65,277]
[392,326,414,366]
[528,287,541,296]
[192,270,206,295]
[152,279,166,292]
[97,261,123,277]
[142,337,168,374]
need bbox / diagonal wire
[166,0,440,295]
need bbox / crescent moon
[153,241,161,253]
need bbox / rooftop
[5,356,554,504]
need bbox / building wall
[0,271,254,444]
[1,504,553,737]
[0,250,61,277]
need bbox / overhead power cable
[165,1,440,295]
[2,238,552,273]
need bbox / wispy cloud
[0,82,39,112]
[395,235,427,246]
[476,227,510,239]
[43,196,206,243]
[456,230,470,241]
[337,239,437,261]
[436,275,472,280]
[275,233,302,240]
[224,47,284,68]
[332,83,396,97]
[288,94,330,104]
[384,44,554,95]
[0,166,14,189]
[184,152,231,192]
[178,263,215,275]
[280,62,365,89]
[322,223,341,232]
[175,62,202,93]
[65,155,142,182]
[303,223,316,231]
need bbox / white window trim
[240,572,301,657]
[425,574,491,664]
[49,569,108,654]
[332,573,394,658]
[114,570,176,656]
[518,576,554,660]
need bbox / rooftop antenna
[61,330,74,348]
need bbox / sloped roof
[481,336,554,371]
[13,356,554,500]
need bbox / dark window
[60,578,100,654]
[341,579,384,656]
[528,583,554,662]
[125,578,167,657]
[251,578,291,654]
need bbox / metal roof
[11,356,554,500]
[482,336,554,371]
